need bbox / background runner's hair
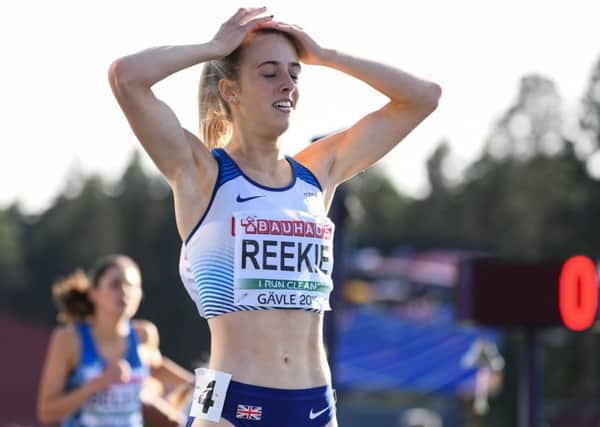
[51,255,139,323]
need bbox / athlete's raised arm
[109,8,274,179]
[108,8,274,237]
[276,22,441,204]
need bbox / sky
[1,0,599,213]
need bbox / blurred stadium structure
[0,312,51,426]
[334,248,502,427]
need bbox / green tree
[346,165,412,253]
[485,74,564,160]
[581,57,600,149]
[0,205,29,310]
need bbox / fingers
[233,6,267,25]
[247,15,275,30]
[267,21,303,34]
[118,359,132,382]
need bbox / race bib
[189,368,232,422]
[79,365,145,427]
[233,210,335,310]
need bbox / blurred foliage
[2,57,600,426]
[1,153,208,368]
[346,62,600,426]
[581,57,600,150]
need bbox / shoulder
[48,323,80,368]
[293,134,343,188]
[133,319,162,369]
[133,319,160,347]
[51,323,79,347]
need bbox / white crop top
[179,148,335,319]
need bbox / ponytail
[52,270,94,323]
[198,60,235,150]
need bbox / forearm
[319,49,441,107]
[152,357,194,390]
[110,42,221,88]
[39,378,106,424]
[142,394,184,427]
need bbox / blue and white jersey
[63,322,148,427]
[179,148,335,319]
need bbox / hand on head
[211,7,275,58]
[261,20,327,65]
[211,8,327,65]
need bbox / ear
[218,78,240,105]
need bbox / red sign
[559,256,598,331]
[458,256,599,330]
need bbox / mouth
[272,100,294,113]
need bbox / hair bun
[52,270,94,323]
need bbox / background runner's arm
[135,320,195,391]
[36,328,118,424]
[152,357,196,391]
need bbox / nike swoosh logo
[309,406,330,420]
[236,195,265,203]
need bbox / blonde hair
[198,29,301,150]
[198,59,238,150]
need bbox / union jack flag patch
[236,404,262,420]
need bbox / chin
[268,117,291,137]
[112,307,127,317]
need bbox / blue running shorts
[186,379,336,426]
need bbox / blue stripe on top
[286,156,322,191]
[213,148,242,187]
[78,322,97,365]
[76,322,143,368]
[213,147,321,191]
[184,149,241,244]
[189,250,322,318]
[214,148,298,192]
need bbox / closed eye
[262,73,299,82]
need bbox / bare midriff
[207,309,331,389]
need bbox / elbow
[391,82,442,114]
[421,82,442,112]
[37,404,54,425]
[108,57,140,92]
[37,398,63,425]
[37,415,52,426]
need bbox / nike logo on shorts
[309,406,330,420]
[236,194,265,203]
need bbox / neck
[226,129,283,170]
[91,312,130,340]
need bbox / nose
[116,279,132,294]
[279,75,296,95]
[116,282,127,295]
